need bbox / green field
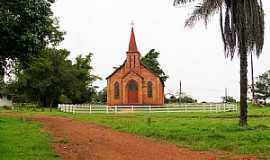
[0,114,59,160]
[1,105,270,159]
[71,106,270,159]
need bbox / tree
[14,48,73,111]
[174,0,265,127]
[254,70,270,104]
[166,92,197,103]
[221,96,237,103]
[141,49,169,82]
[169,95,178,103]
[10,50,101,110]
[95,87,107,104]
[65,53,101,104]
[181,94,197,103]
[0,0,64,72]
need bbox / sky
[52,0,270,102]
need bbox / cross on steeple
[131,21,135,27]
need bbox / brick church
[106,27,164,106]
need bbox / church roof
[106,61,165,87]
[106,61,125,80]
[128,27,138,52]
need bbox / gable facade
[106,27,164,106]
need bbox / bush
[3,106,12,110]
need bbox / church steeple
[128,27,138,52]
[125,25,141,70]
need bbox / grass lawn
[0,113,59,160]
[1,105,270,159]
[72,106,270,159]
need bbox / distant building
[0,94,12,107]
[106,27,164,106]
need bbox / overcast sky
[52,0,270,102]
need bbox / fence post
[115,106,117,113]
[106,106,109,113]
[149,105,151,112]
[185,105,187,112]
[72,105,73,113]
[132,105,134,112]
[224,103,226,112]
[215,104,218,113]
[89,104,92,114]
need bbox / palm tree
[174,0,265,127]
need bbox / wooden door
[127,80,138,104]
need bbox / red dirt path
[27,115,256,160]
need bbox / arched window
[114,82,120,99]
[147,81,153,98]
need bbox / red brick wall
[107,62,164,106]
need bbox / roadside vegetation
[0,114,59,160]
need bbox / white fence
[58,103,237,114]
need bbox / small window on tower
[114,82,120,99]
[147,81,153,98]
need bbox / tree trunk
[45,96,53,112]
[239,46,248,127]
[48,98,54,112]
[250,53,255,104]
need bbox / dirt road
[27,115,256,160]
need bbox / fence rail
[58,103,237,114]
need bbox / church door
[127,80,138,104]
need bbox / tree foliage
[141,49,168,82]
[11,48,72,108]
[221,96,237,103]
[174,0,265,127]
[254,70,270,104]
[95,87,107,104]
[0,0,64,71]
[65,53,101,104]
[166,93,197,104]
[9,49,100,108]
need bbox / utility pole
[251,53,255,103]
[225,88,228,103]
[179,80,182,104]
